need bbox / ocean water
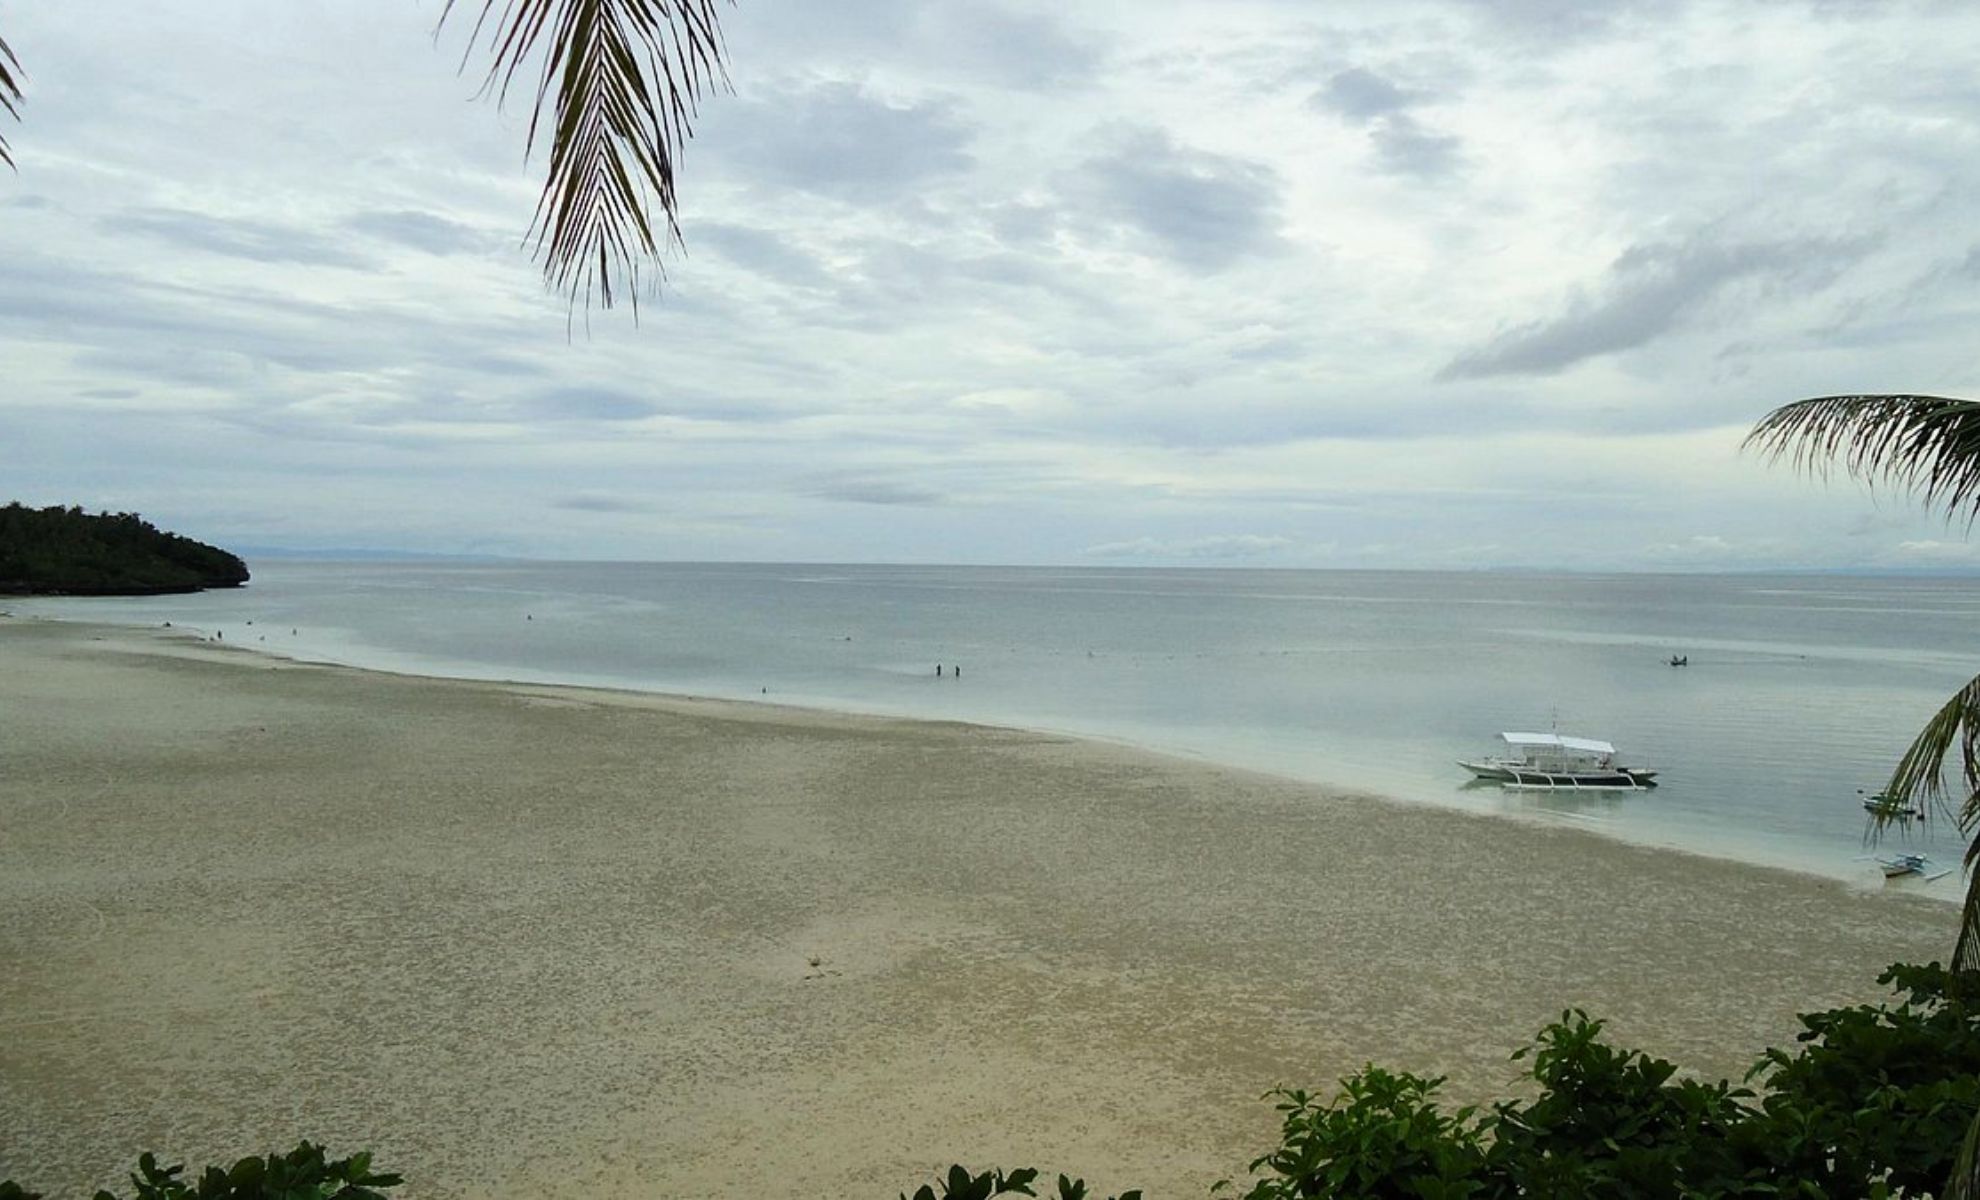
[16,561,1979,889]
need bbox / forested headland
[0,503,249,595]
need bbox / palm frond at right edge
[0,34,23,169]
[1873,671,1980,970]
[1745,394,1980,524]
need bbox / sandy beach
[0,617,1955,1198]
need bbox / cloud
[1369,114,1463,179]
[692,222,836,291]
[1314,67,1421,119]
[343,209,490,256]
[1067,129,1283,271]
[1311,65,1462,180]
[723,2,1098,93]
[1470,0,1684,42]
[919,6,1100,92]
[110,206,372,268]
[1890,539,1980,563]
[699,81,976,201]
[801,474,947,506]
[1440,231,1877,380]
[523,387,658,422]
[1643,534,1734,559]
[554,494,658,514]
[1082,534,1296,559]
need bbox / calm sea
[17,561,1979,888]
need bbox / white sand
[0,618,1954,1197]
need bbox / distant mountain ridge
[0,503,249,596]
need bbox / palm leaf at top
[1745,394,1980,523]
[0,34,24,169]
[441,0,729,314]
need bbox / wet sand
[0,618,1954,1197]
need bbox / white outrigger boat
[1459,732,1659,791]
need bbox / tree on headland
[0,502,248,595]
[0,2,730,314]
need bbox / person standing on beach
[936,664,943,677]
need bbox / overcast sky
[4,0,1980,569]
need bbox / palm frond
[1745,394,1980,523]
[0,33,24,170]
[1876,672,1980,835]
[1951,1104,1980,1200]
[1874,672,1980,974]
[441,0,729,314]
[1958,867,1980,978]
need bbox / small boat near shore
[1459,732,1658,791]
[1877,853,1948,880]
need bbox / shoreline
[9,609,1960,904]
[1,616,1961,1196]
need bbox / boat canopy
[1500,732,1616,755]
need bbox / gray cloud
[525,387,658,422]
[554,494,658,514]
[1468,0,1684,43]
[692,222,836,291]
[920,6,1100,92]
[1083,534,1297,559]
[1314,67,1421,119]
[71,345,260,390]
[506,385,806,427]
[723,2,1098,93]
[801,474,946,506]
[699,81,975,201]
[111,206,371,268]
[1067,129,1283,271]
[1440,231,1878,380]
[343,209,490,256]
[1311,65,1463,180]
[1369,114,1463,179]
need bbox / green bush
[0,1143,398,1200]
[1229,961,1979,1199]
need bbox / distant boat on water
[1859,790,1926,823]
[1459,732,1659,791]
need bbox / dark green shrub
[1234,1068,1489,1200]
[1223,962,1979,1199]
[0,1143,398,1200]
[898,1165,1141,1200]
